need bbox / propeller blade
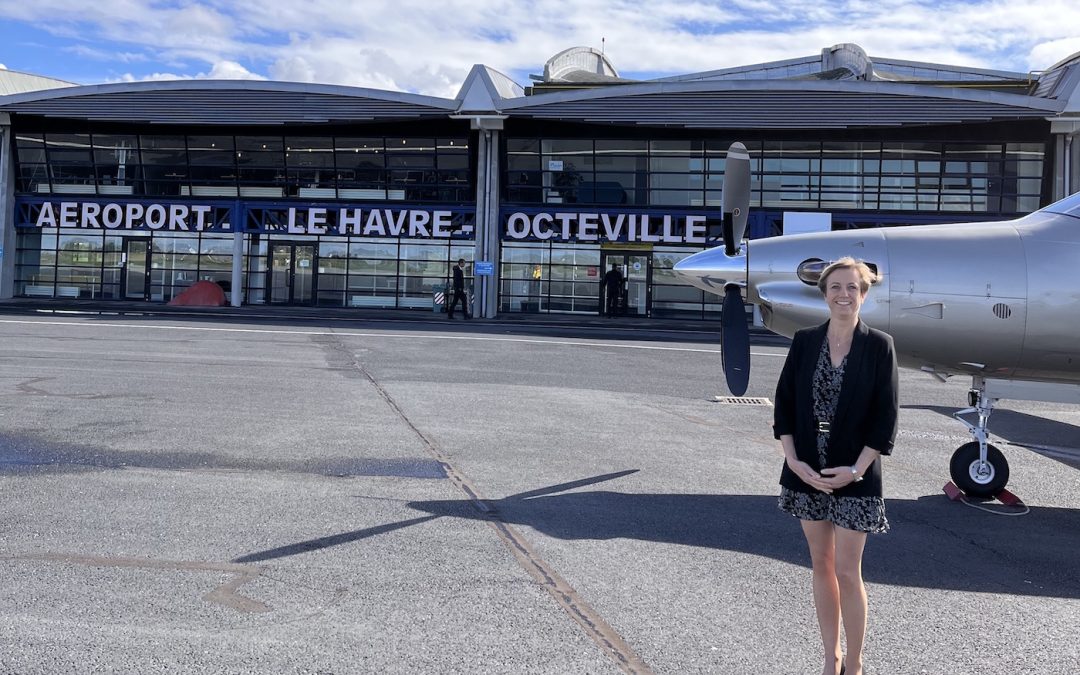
[721,142,751,257]
[721,284,751,396]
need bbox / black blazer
[773,320,898,498]
[452,265,465,291]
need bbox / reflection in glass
[124,239,149,300]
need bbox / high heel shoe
[839,664,846,675]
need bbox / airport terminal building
[2,43,1079,319]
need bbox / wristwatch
[850,466,863,483]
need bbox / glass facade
[499,242,721,319]
[8,118,1052,319]
[12,129,475,308]
[505,138,1045,215]
[15,132,472,202]
[650,247,722,319]
[242,235,474,308]
[507,138,736,208]
[15,228,474,308]
[499,135,1047,318]
[15,229,235,301]
[500,242,600,314]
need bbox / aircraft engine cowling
[745,228,891,338]
[883,221,1026,378]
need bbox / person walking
[603,262,624,318]
[772,257,899,675]
[447,258,471,320]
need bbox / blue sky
[1,0,1079,98]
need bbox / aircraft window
[797,259,880,286]
[797,259,828,285]
[1043,191,1080,218]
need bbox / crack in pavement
[314,332,656,675]
[2,552,271,614]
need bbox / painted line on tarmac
[0,318,786,358]
[30,306,723,337]
[320,333,655,675]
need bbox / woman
[773,257,899,675]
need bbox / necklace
[828,333,850,348]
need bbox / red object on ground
[943,482,964,501]
[995,488,1025,506]
[167,280,226,306]
[943,481,1026,506]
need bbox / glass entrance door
[122,238,151,300]
[269,243,316,305]
[600,251,652,317]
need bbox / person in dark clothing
[773,257,898,675]
[603,263,624,318]
[447,258,470,320]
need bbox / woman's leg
[801,519,843,675]
[834,527,869,675]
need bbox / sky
[1,0,1080,98]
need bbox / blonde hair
[817,256,879,295]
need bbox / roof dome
[542,46,621,83]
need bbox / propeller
[721,284,750,396]
[719,142,752,396]
[721,142,751,257]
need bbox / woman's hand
[820,466,858,490]
[786,458,835,493]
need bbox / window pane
[286,137,335,169]
[1005,143,1045,159]
[507,138,539,153]
[16,133,47,163]
[45,134,92,164]
[236,136,283,152]
[596,139,647,153]
[188,136,235,165]
[140,135,188,164]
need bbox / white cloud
[116,72,191,83]
[1028,38,1080,70]
[206,60,266,80]
[2,0,1080,94]
[268,56,317,84]
[111,60,265,83]
[65,44,149,63]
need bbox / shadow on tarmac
[233,470,1080,599]
[0,431,449,479]
[906,404,1080,469]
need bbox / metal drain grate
[713,396,773,406]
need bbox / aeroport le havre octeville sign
[18,199,721,245]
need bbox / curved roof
[0,68,75,96]
[501,79,1061,129]
[654,43,1031,86]
[3,43,1074,129]
[0,79,458,125]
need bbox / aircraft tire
[949,441,1009,498]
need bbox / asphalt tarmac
[1,310,1078,674]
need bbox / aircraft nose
[673,246,748,294]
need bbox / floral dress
[778,338,889,533]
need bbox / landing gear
[949,441,1009,498]
[950,383,1010,498]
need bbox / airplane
[674,142,1080,498]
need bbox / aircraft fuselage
[683,211,1080,384]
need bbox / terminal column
[0,113,14,299]
[1050,118,1080,199]
[470,116,505,319]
